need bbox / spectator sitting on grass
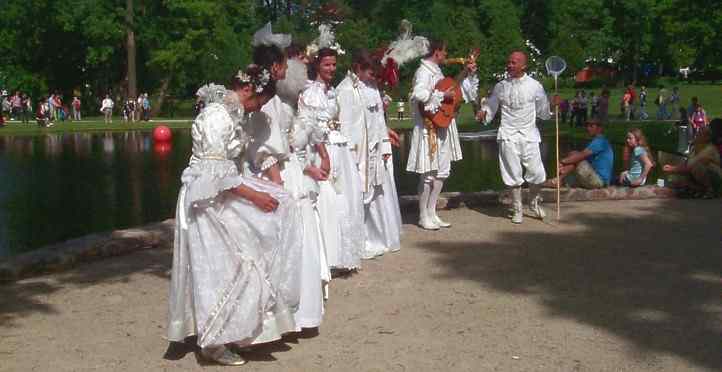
[544,119,614,189]
[662,119,722,198]
[619,128,654,187]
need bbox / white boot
[418,177,439,230]
[429,178,451,228]
[528,183,546,220]
[511,187,523,224]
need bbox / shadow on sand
[417,199,720,370]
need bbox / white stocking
[417,175,433,220]
[428,177,444,217]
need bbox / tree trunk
[152,76,171,117]
[126,0,137,99]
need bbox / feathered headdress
[252,22,292,49]
[377,19,430,87]
[306,24,345,59]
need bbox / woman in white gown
[167,73,303,365]
[245,45,329,330]
[298,47,365,272]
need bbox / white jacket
[481,73,551,143]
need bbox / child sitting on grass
[619,128,654,187]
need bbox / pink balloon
[153,125,172,142]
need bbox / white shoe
[511,209,523,224]
[432,213,451,228]
[419,216,440,230]
[529,196,546,219]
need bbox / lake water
[0,129,665,258]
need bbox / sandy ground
[1,199,720,372]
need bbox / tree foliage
[0,0,719,105]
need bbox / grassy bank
[0,118,192,136]
[0,101,686,155]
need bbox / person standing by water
[142,93,151,121]
[72,96,81,121]
[21,94,31,124]
[167,75,304,366]
[638,86,649,120]
[406,39,476,230]
[477,50,553,224]
[101,94,114,124]
[656,86,669,120]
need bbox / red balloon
[153,125,172,142]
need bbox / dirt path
[1,199,719,372]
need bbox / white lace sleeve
[297,85,329,145]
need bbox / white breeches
[435,131,452,179]
[498,140,546,187]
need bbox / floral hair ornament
[306,24,345,60]
[237,65,272,93]
[235,69,253,85]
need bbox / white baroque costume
[337,71,401,258]
[167,85,303,349]
[247,91,330,329]
[298,80,365,270]
[480,73,551,222]
[406,59,475,229]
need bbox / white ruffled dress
[298,80,365,271]
[167,91,303,349]
[247,95,329,329]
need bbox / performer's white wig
[276,59,308,108]
[196,83,228,105]
[380,19,429,68]
[252,22,292,49]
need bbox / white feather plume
[276,59,308,108]
[307,24,345,58]
[381,19,429,67]
[252,22,292,49]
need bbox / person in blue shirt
[544,120,614,188]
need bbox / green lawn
[0,117,192,136]
[552,83,722,118]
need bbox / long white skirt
[364,157,402,258]
[281,155,329,329]
[167,176,303,348]
[316,143,365,270]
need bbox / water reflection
[0,129,666,258]
[0,131,189,258]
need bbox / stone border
[0,186,675,283]
[0,220,174,282]
[399,185,675,210]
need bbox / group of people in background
[558,85,710,135]
[0,89,151,127]
[101,93,152,124]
